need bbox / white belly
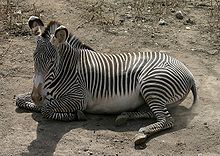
[85,90,145,114]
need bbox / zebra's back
[78,50,194,113]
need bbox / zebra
[16,16,197,145]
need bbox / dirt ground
[0,0,220,155]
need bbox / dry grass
[77,0,219,48]
[77,0,120,28]
[0,0,219,46]
[208,0,220,43]
[0,0,43,37]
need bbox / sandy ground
[0,0,220,155]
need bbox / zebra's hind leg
[16,92,41,112]
[115,110,155,126]
[134,101,174,145]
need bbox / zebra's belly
[85,91,145,114]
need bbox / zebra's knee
[16,92,32,106]
[41,106,53,119]
[76,110,87,121]
[115,112,129,126]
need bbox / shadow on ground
[16,104,197,156]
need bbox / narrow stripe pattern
[20,21,196,123]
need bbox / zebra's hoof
[76,110,87,121]
[134,132,147,145]
[115,115,128,126]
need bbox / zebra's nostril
[39,97,43,101]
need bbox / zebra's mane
[41,21,94,51]
[41,21,61,39]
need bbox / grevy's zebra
[16,16,197,145]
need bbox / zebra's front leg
[16,92,41,112]
[41,98,87,121]
[134,101,174,145]
[115,110,155,126]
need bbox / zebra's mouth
[31,82,44,106]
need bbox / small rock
[186,26,191,30]
[89,151,93,155]
[113,139,119,142]
[176,142,186,146]
[175,11,184,19]
[207,49,219,55]
[14,10,21,15]
[158,19,167,25]
[15,23,22,26]
[83,148,89,152]
[170,8,175,13]
[186,18,195,25]
[125,13,132,19]
[211,132,215,135]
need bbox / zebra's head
[28,16,66,105]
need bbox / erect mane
[41,21,61,39]
[67,33,95,51]
[42,21,94,51]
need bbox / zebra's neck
[66,33,94,51]
[44,43,80,89]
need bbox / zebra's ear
[54,25,68,44]
[28,16,44,36]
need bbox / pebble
[207,49,219,55]
[186,26,191,30]
[170,8,175,13]
[113,139,119,142]
[14,10,22,15]
[186,18,195,25]
[83,148,89,152]
[158,19,167,25]
[175,11,184,19]
[125,13,132,19]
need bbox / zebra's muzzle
[31,83,44,106]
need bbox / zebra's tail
[191,80,197,105]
